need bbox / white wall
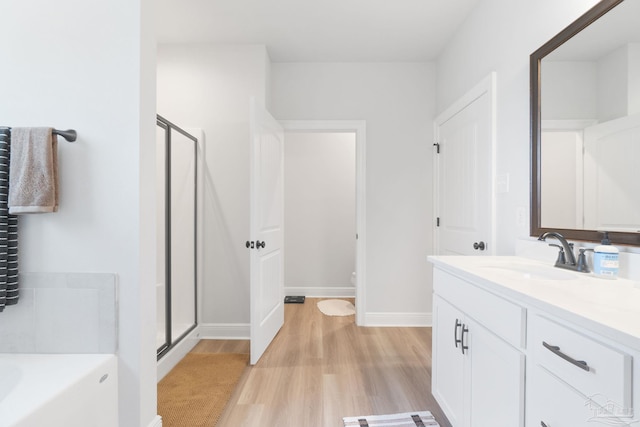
[597,43,640,120]
[543,44,640,123]
[157,44,270,326]
[541,61,597,120]
[272,63,435,320]
[436,0,601,254]
[284,132,356,292]
[0,1,158,426]
[598,45,629,122]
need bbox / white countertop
[429,255,640,351]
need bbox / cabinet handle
[454,319,462,348]
[542,341,590,372]
[461,325,469,355]
[541,422,548,427]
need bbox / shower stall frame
[156,114,198,360]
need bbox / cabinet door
[432,296,465,426]
[467,319,525,427]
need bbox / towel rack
[0,127,77,142]
[53,129,77,142]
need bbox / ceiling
[154,0,480,62]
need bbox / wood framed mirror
[530,0,640,246]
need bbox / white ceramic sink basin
[481,264,577,281]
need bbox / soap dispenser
[593,232,619,279]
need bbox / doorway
[284,131,356,298]
[281,121,367,326]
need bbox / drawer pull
[454,319,462,348]
[541,422,548,427]
[542,341,590,372]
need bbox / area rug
[317,299,356,316]
[343,411,440,427]
[158,353,248,427]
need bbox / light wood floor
[192,298,451,427]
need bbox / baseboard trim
[183,312,429,345]
[364,312,433,327]
[284,286,355,298]
[198,323,250,340]
[147,415,162,427]
[157,327,200,381]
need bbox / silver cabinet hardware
[542,341,590,372]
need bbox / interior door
[249,97,285,365]
[582,113,640,231]
[435,74,495,256]
[540,127,585,230]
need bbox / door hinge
[436,217,440,227]
[433,142,440,153]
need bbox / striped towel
[343,411,440,427]
[0,127,19,312]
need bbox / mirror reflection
[540,0,640,233]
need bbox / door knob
[256,240,266,249]
[245,241,255,249]
[473,241,486,251]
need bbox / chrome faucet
[538,231,589,272]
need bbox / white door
[540,129,584,229]
[434,73,495,255]
[583,113,640,231]
[249,98,285,365]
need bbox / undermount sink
[481,264,577,281]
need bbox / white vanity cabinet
[526,314,633,427]
[432,269,526,427]
[430,256,640,427]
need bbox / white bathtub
[0,354,118,427]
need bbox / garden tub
[0,354,117,427]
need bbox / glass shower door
[156,121,169,353]
[156,115,197,359]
